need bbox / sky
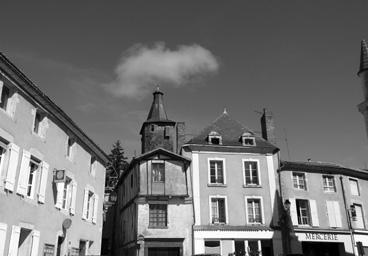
[1,1,368,169]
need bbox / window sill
[31,131,46,141]
[148,226,168,229]
[208,184,227,187]
[243,185,261,188]
[210,222,227,225]
[323,190,336,193]
[247,222,264,225]
[293,188,307,191]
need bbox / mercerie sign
[305,233,338,241]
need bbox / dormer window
[208,131,222,145]
[241,132,255,146]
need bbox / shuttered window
[327,201,342,228]
[350,179,360,196]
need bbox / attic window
[242,132,255,146]
[208,131,222,145]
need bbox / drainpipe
[339,176,356,255]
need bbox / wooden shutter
[70,181,78,215]
[334,201,342,227]
[38,161,49,203]
[326,201,336,227]
[82,188,89,219]
[0,223,7,256]
[16,150,31,196]
[4,143,20,191]
[309,200,319,226]
[289,198,298,225]
[30,230,40,256]
[8,225,20,256]
[55,182,64,209]
[92,194,99,223]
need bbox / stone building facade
[0,53,108,256]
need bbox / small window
[151,125,155,132]
[350,179,360,196]
[210,197,226,224]
[164,127,170,138]
[62,177,72,210]
[323,175,336,192]
[244,161,259,186]
[208,131,222,145]
[66,137,74,159]
[149,204,167,228]
[33,111,43,134]
[247,198,262,224]
[0,138,9,176]
[352,204,365,229]
[209,160,224,184]
[86,191,95,220]
[90,156,96,176]
[241,132,256,146]
[296,199,311,225]
[152,162,165,182]
[293,172,306,190]
[0,84,10,111]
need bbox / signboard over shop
[305,233,338,241]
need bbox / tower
[139,88,185,154]
[358,40,368,139]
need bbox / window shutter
[8,225,20,256]
[0,223,7,256]
[289,198,298,225]
[70,181,78,215]
[334,201,342,228]
[309,200,319,226]
[16,150,31,196]
[82,188,89,219]
[55,182,64,209]
[30,230,40,256]
[38,161,49,203]
[4,143,20,191]
[326,201,336,227]
[39,117,49,138]
[92,194,99,223]
[0,80,3,102]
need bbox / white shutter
[4,143,20,191]
[30,230,40,256]
[326,201,336,227]
[0,223,7,256]
[0,80,3,103]
[16,150,31,196]
[289,198,298,225]
[38,161,49,203]
[92,194,99,223]
[8,225,20,256]
[39,117,49,138]
[309,200,319,226]
[55,182,64,209]
[70,181,77,215]
[82,188,89,219]
[334,201,342,228]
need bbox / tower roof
[358,40,368,75]
[146,87,170,122]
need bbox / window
[33,111,42,134]
[32,110,48,138]
[350,179,360,196]
[66,137,74,159]
[204,241,220,254]
[0,138,8,177]
[56,175,77,213]
[7,226,40,256]
[86,191,94,220]
[26,157,41,199]
[241,132,256,146]
[90,156,96,176]
[149,204,167,228]
[296,199,311,225]
[62,177,72,210]
[244,161,259,186]
[152,162,164,182]
[352,204,365,229]
[82,187,99,223]
[209,160,224,184]
[0,84,10,111]
[210,197,226,224]
[293,172,306,190]
[247,198,262,224]
[208,131,222,145]
[323,176,336,192]
[326,201,342,227]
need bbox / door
[148,247,180,256]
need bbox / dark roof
[193,225,272,232]
[0,53,108,164]
[146,88,173,122]
[184,111,278,154]
[358,40,368,75]
[280,160,368,179]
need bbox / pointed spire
[146,86,169,121]
[223,108,228,115]
[358,40,368,76]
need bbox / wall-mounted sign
[305,233,338,241]
[53,169,65,183]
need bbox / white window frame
[245,196,264,225]
[26,157,41,199]
[208,131,222,145]
[296,199,311,226]
[323,175,336,193]
[242,136,256,146]
[208,158,226,185]
[82,185,99,223]
[61,177,73,210]
[242,159,261,186]
[292,172,307,190]
[349,179,360,196]
[209,195,228,224]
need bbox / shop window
[247,198,262,224]
[293,172,306,190]
[323,175,336,192]
[149,204,167,228]
[350,179,360,196]
[244,161,259,186]
[204,241,220,255]
[210,197,226,224]
[209,159,224,184]
[152,162,165,182]
[296,199,311,225]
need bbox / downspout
[340,176,356,255]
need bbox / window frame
[61,177,73,210]
[26,156,41,199]
[245,196,264,224]
[0,138,8,178]
[349,179,360,196]
[352,203,365,229]
[242,159,261,186]
[208,158,226,185]
[0,83,10,112]
[209,195,228,224]
[296,199,311,226]
[292,172,307,190]
[151,160,165,183]
[322,175,336,193]
[148,203,168,228]
[208,131,222,145]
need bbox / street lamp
[284,199,291,211]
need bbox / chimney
[260,108,276,145]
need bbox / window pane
[209,161,224,184]
[149,204,167,227]
[152,163,164,182]
[244,161,258,185]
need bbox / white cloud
[104,42,219,99]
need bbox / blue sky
[1,1,368,168]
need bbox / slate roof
[184,111,278,154]
[146,88,174,123]
[358,40,368,75]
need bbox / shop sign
[305,233,338,241]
